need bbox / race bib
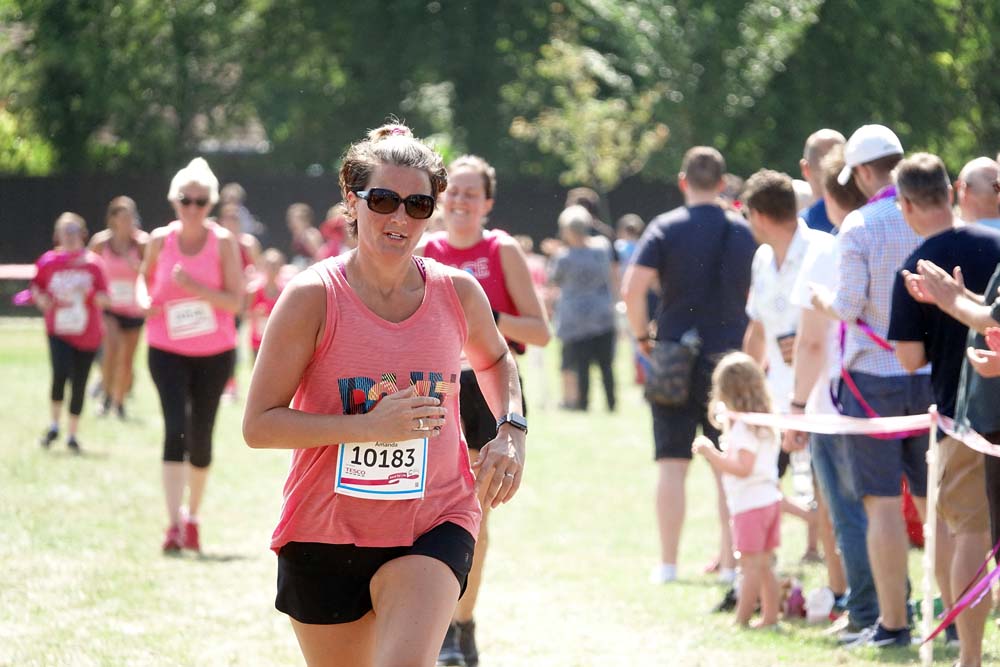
[54,301,88,335]
[165,298,217,340]
[334,438,427,500]
[108,279,136,308]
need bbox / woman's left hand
[473,427,525,509]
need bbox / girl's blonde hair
[708,351,776,440]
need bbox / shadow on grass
[162,550,249,564]
[782,622,960,665]
[43,448,111,460]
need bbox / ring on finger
[417,418,424,430]
[504,472,516,478]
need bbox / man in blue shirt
[622,146,756,585]
[799,129,846,234]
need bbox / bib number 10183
[334,438,427,500]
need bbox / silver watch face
[499,413,527,431]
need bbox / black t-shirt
[633,204,757,355]
[888,225,1000,417]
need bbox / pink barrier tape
[922,544,1000,644]
[937,414,1000,458]
[0,264,35,280]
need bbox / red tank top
[423,229,523,352]
[270,256,481,550]
[31,249,107,351]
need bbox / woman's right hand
[365,386,447,442]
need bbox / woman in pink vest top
[420,155,550,665]
[88,196,148,419]
[143,158,244,553]
[244,123,527,667]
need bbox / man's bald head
[803,129,847,168]
[801,129,846,200]
[957,156,1000,222]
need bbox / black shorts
[276,521,475,625]
[459,369,527,450]
[651,355,721,460]
[104,311,145,330]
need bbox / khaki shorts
[937,436,989,534]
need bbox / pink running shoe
[182,518,201,552]
[162,524,182,553]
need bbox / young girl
[693,351,782,627]
[31,213,110,452]
[248,248,286,363]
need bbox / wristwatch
[496,412,528,435]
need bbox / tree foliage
[1,0,999,183]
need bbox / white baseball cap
[837,124,904,185]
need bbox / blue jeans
[811,432,879,628]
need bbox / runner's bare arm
[497,236,551,347]
[452,270,525,507]
[243,272,446,449]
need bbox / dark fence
[0,171,682,264]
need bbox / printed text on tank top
[334,369,455,501]
[101,237,142,312]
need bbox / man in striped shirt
[811,124,932,649]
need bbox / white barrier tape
[726,410,1000,458]
[727,410,931,435]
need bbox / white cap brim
[837,164,853,186]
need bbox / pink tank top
[146,221,237,356]
[101,239,145,318]
[424,230,519,317]
[270,256,481,550]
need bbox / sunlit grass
[1,317,995,666]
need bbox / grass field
[1,317,997,666]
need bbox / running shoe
[162,524,182,553]
[39,427,58,449]
[457,619,478,667]
[833,620,874,644]
[182,517,201,552]
[66,436,82,455]
[649,563,677,584]
[712,586,738,613]
[115,403,127,421]
[846,623,911,649]
[944,623,959,648]
[437,622,465,666]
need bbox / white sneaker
[649,563,677,584]
[717,567,737,584]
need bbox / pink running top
[146,221,237,356]
[270,256,481,550]
[31,249,107,351]
[423,230,519,317]
[100,239,145,318]
[249,282,281,351]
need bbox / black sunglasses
[179,195,210,208]
[354,188,435,220]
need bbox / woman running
[144,157,244,553]
[243,123,526,667]
[420,154,550,666]
[32,212,109,453]
[88,196,148,419]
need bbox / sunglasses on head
[354,188,435,220]
[179,195,210,208]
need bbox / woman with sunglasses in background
[244,123,526,667]
[31,212,110,453]
[419,154,550,667]
[88,196,148,420]
[143,157,244,553]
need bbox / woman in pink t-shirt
[244,123,526,667]
[31,212,109,453]
[88,196,148,419]
[143,157,244,553]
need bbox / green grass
[1,317,996,666]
